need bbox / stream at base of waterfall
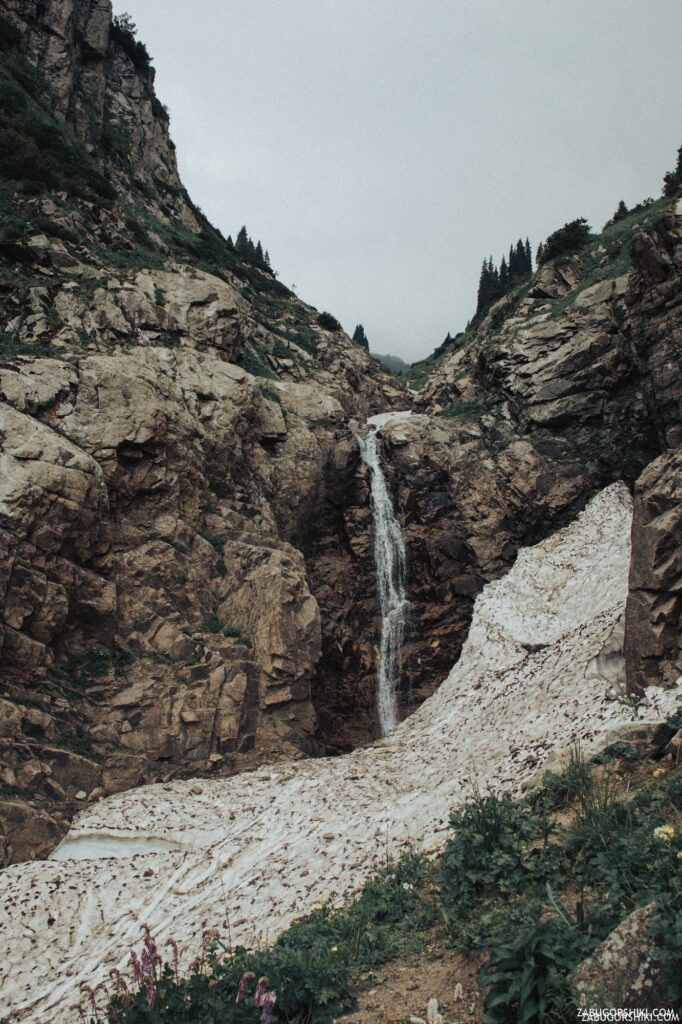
[358,412,412,734]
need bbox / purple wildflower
[144,976,155,1009]
[236,971,255,1003]
[255,977,268,1006]
[130,950,143,986]
[259,991,277,1024]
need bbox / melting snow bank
[2,483,680,1023]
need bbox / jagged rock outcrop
[625,448,682,693]
[411,198,682,702]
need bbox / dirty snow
[1,482,679,1022]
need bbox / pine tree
[264,250,271,269]
[536,242,544,266]
[255,241,264,266]
[352,324,369,350]
[508,244,516,277]
[662,144,682,197]
[515,239,526,275]
[235,226,249,257]
[524,238,532,271]
[499,256,509,292]
[226,235,234,249]
[476,259,489,315]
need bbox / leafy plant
[480,917,577,1023]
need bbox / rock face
[575,904,668,1010]
[4,0,198,227]
[4,483,680,1024]
[625,448,682,693]
[414,199,682,704]
[0,344,399,862]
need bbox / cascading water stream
[359,416,410,735]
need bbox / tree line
[227,226,271,271]
[476,238,532,317]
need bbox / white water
[359,418,409,734]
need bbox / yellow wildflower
[652,767,666,778]
[330,946,338,953]
[653,824,675,842]
[677,851,682,862]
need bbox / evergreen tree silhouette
[352,324,369,350]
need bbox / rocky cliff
[0,0,409,863]
[0,0,680,871]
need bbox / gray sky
[116,0,682,362]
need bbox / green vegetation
[234,225,271,271]
[352,323,369,350]
[662,143,682,197]
[95,745,682,1022]
[0,60,114,200]
[97,854,427,1023]
[476,237,533,318]
[110,14,152,74]
[52,646,134,690]
[372,352,409,376]
[200,530,226,553]
[546,196,671,319]
[0,15,22,51]
[316,311,342,332]
[405,329,473,389]
[537,218,591,265]
[0,331,52,358]
[438,397,483,421]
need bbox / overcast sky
[115,0,682,362]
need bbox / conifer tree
[524,238,532,270]
[255,241,264,265]
[515,239,526,275]
[235,226,249,257]
[499,256,509,292]
[352,324,369,350]
[662,144,682,196]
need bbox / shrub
[439,790,559,949]
[110,15,152,74]
[538,218,591,264]
[316,311,342,332]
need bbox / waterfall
[359,419,409,735]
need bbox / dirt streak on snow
[1,483,679,1022]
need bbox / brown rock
[625,449,682,694]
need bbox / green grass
[438,397,483,421]
[0,331,53,358]
[546,196,672,320]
